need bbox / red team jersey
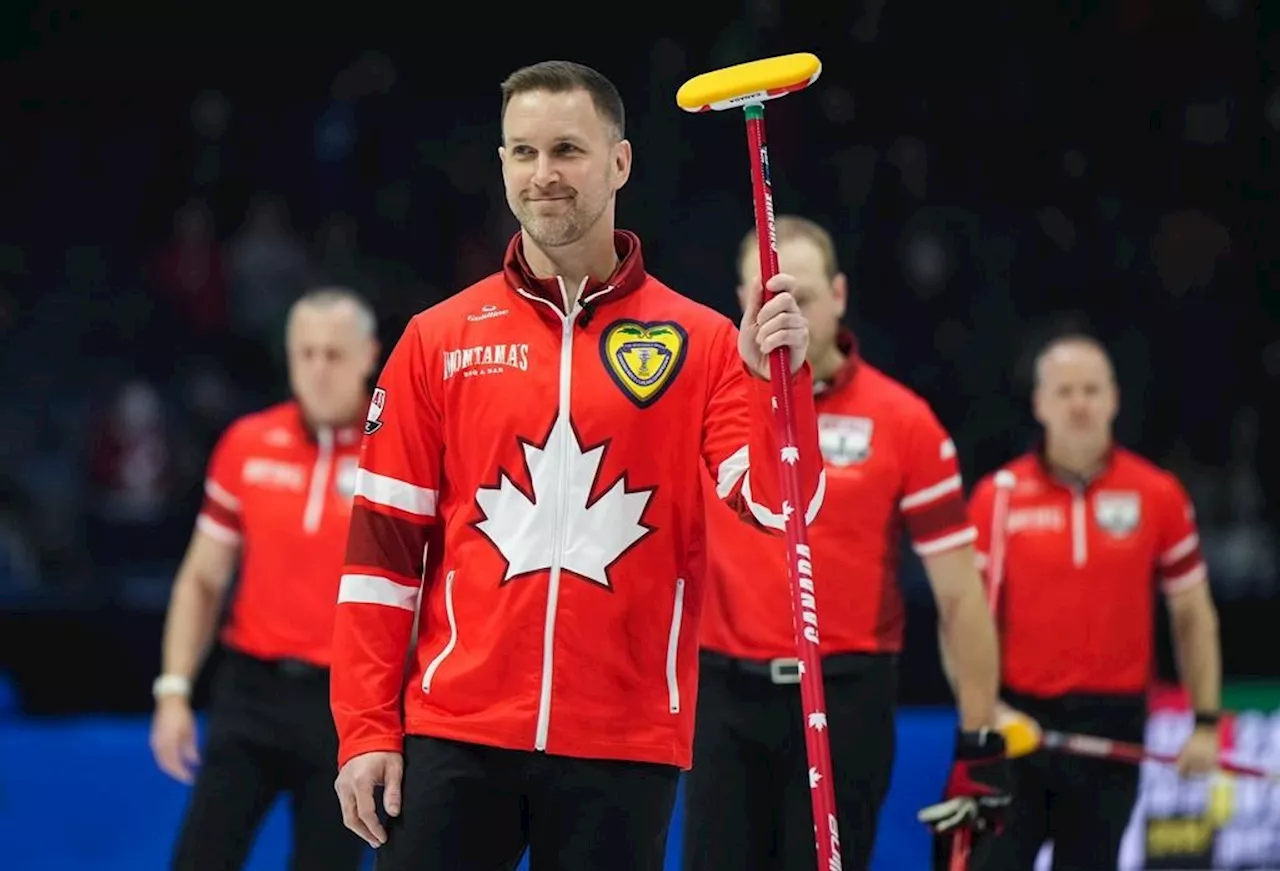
[196,401,364,666]
[330,231,824,771]
[701,340,976,658]
[970,448,1207,697]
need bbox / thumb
[383,755,404,817]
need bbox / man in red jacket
[970,333,1222,870]
[330,60,824,870]
[150,286,377,870]
[684,215,1007,871]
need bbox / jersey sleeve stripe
[739,468,827,531]
[905,496,971,544]
[900,474,962,511]
[205,479,240,511]
[1160,533,1200,566]
[913,526,977,557]
[1161,562,1207,595]
[196,514,241,544]
[337,573,421,611]
[1161,546,1205,582]
[199,496,240,530]
[354,469,437,518]
[345,508,427,581]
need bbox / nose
[531,154,559,188]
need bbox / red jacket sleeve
[899,406,975,558]
[331,316,443,768]
[701,321,824,534]
[1155,473,1207,596]
[194,422,245,545]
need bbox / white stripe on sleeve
[338,573,421,611]
[354,469,437,518]
[900,474,962,511]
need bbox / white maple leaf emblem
[780,445,799,464]
[808,712,827,731]
[474,414,654,588]
[809,766,822,789]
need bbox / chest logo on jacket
[817,414,873,466]
[473,413,656,589]
[1094,490,1141,537]
[600,320,688,409]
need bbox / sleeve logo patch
[365,387,386,435]
[600,320,688,409]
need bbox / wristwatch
[1193,710,1221,729]
[152,674,192,700]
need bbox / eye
[555,143,581,155]
[511,145,535,157]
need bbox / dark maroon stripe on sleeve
[199,497,241,532]
[905,494,970,545]
[344,505,426,581]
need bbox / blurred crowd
[1,1,1276,605]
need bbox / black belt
[227,649,329,680]
[700,650,896,685]
[271,658,329,679]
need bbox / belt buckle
[768,658,802,685]
[278,659,315,678]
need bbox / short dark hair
[290,286,377,339]
[499,60,625,140]
[1032,331,1113,387]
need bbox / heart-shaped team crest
[600,319,688,408]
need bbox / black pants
[171,649,367,871]
[974,688,1145,871]
[682,651,899,871]
[373,734,680,870]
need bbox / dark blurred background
[0,1,1277,867]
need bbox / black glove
[917,728,1012,837]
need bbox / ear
[1031,386,1046,427]
[612,139,632,191]
[831,272,849,319]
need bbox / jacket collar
[813,329,862,396]
[1030,438,1118,490]
[502,229,647,320]
[290,400,363,447]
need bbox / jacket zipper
[1070,487,1087,567]
[515,279,613,752]
[422,570,457,692]
[665,578,686,714]
[303,426,334,534]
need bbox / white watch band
[152,674,192,699]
